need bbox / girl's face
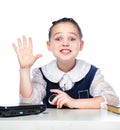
[47,22,84,63]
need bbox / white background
[0,0,120,104]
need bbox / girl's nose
[62,40,69,47]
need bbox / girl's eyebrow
[53,32,62,37]
[53,32,78,37]
[69,32,79,37]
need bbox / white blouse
[20,59,119,108]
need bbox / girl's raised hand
[12,35,42,68]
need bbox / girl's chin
[57,58,76,63]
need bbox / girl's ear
[46,41,51,51]
[80,40,84,51]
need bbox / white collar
[41,59,91,83]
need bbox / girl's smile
[60,49,72,55]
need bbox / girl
[13,17,119,109]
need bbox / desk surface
[0,108,120,130]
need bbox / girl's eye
[70,37,76,41]
[55,37,62,41]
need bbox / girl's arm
[50,89,104,109]
[12,35,42,98]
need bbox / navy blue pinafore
[39,65,97,108]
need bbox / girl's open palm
[13,36,42,68]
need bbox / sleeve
[19,68,47,104]
[90,69,119,109]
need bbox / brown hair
[48,17,83,41]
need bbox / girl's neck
[57,59,76,72]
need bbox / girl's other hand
[50,89,76,108]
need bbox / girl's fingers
[33,54,43,63]
[22,35,27,49]
[28,37,33,53]
[17,36,33,51]
[50,89,63,94]
[57,96,66,108]
[12,43,19,55]
[51,94,63,105]
[17,38,22,51]
[12,43,22,61]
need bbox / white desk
[0,108,120,130]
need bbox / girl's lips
[60,49,71,54]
